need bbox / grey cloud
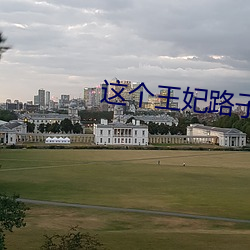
[1,0,250,103]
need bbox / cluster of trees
[26,119,83,134]
[148,119,188,135]
[214,114,250,139]
[131,116,199,135]
[79,111,113,123]
[0,110,17,122]
[0,194,104,250]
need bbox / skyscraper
[46,91,50,108]
[34,95,39,105]
[38,89,45,109]
[158,88,177,110]
[59,94,70,108]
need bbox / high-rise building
[145,95,160,110]
[5,99,23,110]
[34,95,39,105]
[46,91,50,108]
[38,89,45,109]
[120,80,132,101]
[83,85,105,109]
[108,78,127,101]
[158,88,178,110]
[59,94,70,108]
[130,82,142,105]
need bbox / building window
[118,138,120,143]
[100,130,103,135]
[108,138,110,143]
[129,138,131,143]
[135,130,137,136]
[114,138,116,143]
[142,130,145,136]
[135,138,137,144]
[125,138,127,143]
[142,139,144,144]
[108,130,111,135]
[100,138,102,143]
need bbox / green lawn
[1,149,250,249]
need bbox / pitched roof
[190,124,245,135]
[0,121,23,131]
[95,122,148,129]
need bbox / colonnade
[149,135,218,145]
[16,133,94,144]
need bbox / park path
[18,198,250,224]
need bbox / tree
[73,123,83,134]
[214,113,240,128]
[0,194,28,249]
[190,116,199,124]
[0,32,10,59]
[26,122,35,133]
[0,110,17,122]
[148,122,158,135]
[50,122,61,133]
[40,227,105,250]
[158,123,169,135]
[244,124,250,141]
[38,123,45,133]
[45,123,52,133]
[60,119,73,134]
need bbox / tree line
[26,118,83,134]
[79,110,113,123]
[213,113,250,139]
[132,116,199,135]
[0,110,17,122]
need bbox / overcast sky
[1,0,250,107]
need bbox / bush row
[3,144,250,151]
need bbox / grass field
[1,149,250,249]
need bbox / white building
[187,124,246,147]
[93,119,148,146]
[0,121,27,145]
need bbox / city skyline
[1,0,250,104]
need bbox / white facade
[93,119,148,146]
[187,124,246,147]
[0,121,27,145]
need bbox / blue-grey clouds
[0,0,249,105]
